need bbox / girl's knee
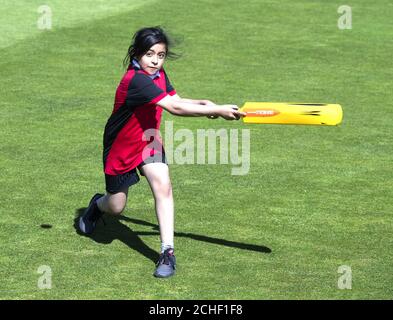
[154,180,173,199]
[104,192,127,215]
[108,201,126,215]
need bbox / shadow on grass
[74,208,272,263]
[74,208,159,263]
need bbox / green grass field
[1,0,392,299]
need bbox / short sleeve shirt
[103,64,176,175]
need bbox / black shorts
[105,152,167,194]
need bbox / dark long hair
[123,26,179,68]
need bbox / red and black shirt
[103,62,176,175]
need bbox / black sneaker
[154,248,176,278]
[79,193,104,235]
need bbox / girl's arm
[157,95,245,120]
[171,94,215,106]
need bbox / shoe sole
[79,216,90,234]
[153,271,175,278]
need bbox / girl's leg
[139,162,174,252]
[79,188,128,234]
[97,188,129,215]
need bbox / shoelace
[157,251,175,267]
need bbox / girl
[79,26,244,278]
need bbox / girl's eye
[158,53,166,59]
[146,53,153,57]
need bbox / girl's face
[138,42,167,75]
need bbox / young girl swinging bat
[79,26,244,278]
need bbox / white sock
[161,243,174,253]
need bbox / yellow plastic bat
[238,102,343,126]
